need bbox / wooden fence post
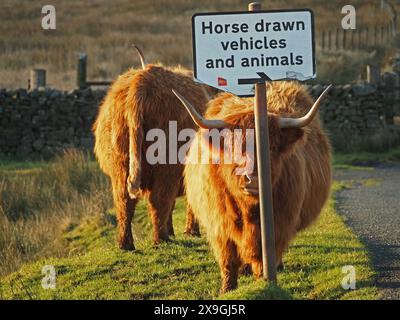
[30,69,46,89]
[328,30,332,50]
[350,30,354,50]
[381,0,397,36]
[335,28,340,50]
[366,64,381,86]
[382,72,396,125]
[77,53,88,89]
[342,29,346,49]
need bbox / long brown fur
[184,81,332,292]
[93,64,209,249]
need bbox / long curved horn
[200,86,211,102]
[172,89,228,129]
[132,44,146,70]
[278,84,333,128]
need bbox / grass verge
[0,179,378,300]
[0,150,111,276]
[333,146,400,167]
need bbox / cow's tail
[125,80,146,200]
[123,45,147,199]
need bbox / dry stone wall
[0,87,105,158]
[0,84,390,158]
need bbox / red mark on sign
[218,77,227,86]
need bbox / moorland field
[0,0,398,89]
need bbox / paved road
[334,165,400,300]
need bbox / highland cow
[93,49,209,250]
[173,82,332,292]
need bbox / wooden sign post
[249,2,277,282]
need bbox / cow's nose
[243,173,259,196]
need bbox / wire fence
[320,21,396,51]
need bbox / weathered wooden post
[382,72,396,125]
[350,30,354,50]
[77,52,88,89]
[392,57,400,119]
[248,1,277,283]
[335,28,340,50]
[342,29,346,49]
[366,64,381,86]
[381,0,397,36]
[30,69,46,89]
[328,30,332,51]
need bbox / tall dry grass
[0,0,396,89]
[0,150,112,276]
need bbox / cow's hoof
[220,283,237,294]
[119,242,135,251]
[168,231,175,237]
[277,263,285,272]
[184,229,201,237]
[153,236,171,247]
[240,264,253,276]
[168,228,175,237]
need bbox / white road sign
[192,10,316,96]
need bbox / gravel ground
[334,165,400,300]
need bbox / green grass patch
[334,146,400,167]
[361,179,382,188]
[0,151,111,276]
[0,158,49,172]
[0,181,378,300]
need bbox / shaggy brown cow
[93,51,209,250]
[173,82,332,292]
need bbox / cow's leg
[247,228,290,275]
[240,264,253,276]
[213,237,240,293]
[112,175,137,251]
[248,240,286,276]
[250,261,263,278]
[275,234,291,272]
[240,221,262,278]
[184,204,200,237]
[276,242,285,271]
[167,200,175,237]
[147,189,177,245]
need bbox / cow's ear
[278,127,305,155]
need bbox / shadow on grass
[290,243,367,252]
[218,282,293,300]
